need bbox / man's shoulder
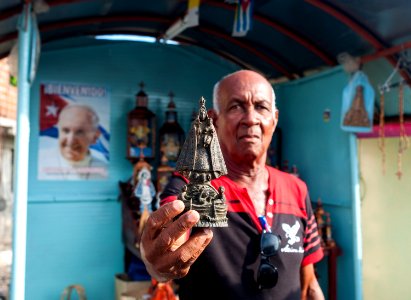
[267,165,307,188]
[266,166,309,210]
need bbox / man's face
[213,71,278,164]
[58,107,100,162]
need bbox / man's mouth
[238,134,260,141]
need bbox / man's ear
[272,109,279,132]
[208,109,219,127]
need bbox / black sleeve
[159,175,187,200]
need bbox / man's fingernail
[203,228,212,235]
[173,200,184,210]
[187,211,199,222]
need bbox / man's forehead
[60,108,91,120]
[220,82,272,102]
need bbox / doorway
[359,137,411,299]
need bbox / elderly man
[39,104,107,180]
[141,70,324,299]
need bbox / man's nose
[241,108,260,126]
[65,132,76,145]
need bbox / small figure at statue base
[179,182,228,227]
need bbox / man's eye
[229,104,241,111]
[256,104,269,111]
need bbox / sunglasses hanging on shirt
[257,216,282,289]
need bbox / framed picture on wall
[37,82,111,180]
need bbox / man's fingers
[172,228,213,275]
[155,210,200,251]
[155,228,213,279]
[144,200,185,239]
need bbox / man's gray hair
[58,104,100,130]
[212,71,277,115]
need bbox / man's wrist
[140,241,170,283]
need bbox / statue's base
[178,181,228,228]
[195,218,228,227]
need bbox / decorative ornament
[314,198,336,249]
[158,92,185,167]
[340,71,374,132]
[343,85,370,127]
[176,97,228,227]
[325,213,336,248]
[378,90,386,175]
[127,82,156,162]
[132,159,156,235]
[314,199,326,247]
[396,82,410,179]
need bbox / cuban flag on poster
[38,82,110,180]
[232,0,254,37]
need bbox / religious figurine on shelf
[314,198,337,249]
[127,82,156,161]
[175,97,228,227]
[130,159,156,235]
[129,118,151,149]
[325,213,336,248]
[134,166,156,213]
[159,92,185,167]
[161,135,180,163]
[343,85,370,127]
[314,198,326,247]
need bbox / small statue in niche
[134,166,156,213]
[343,85,370,127]
[324,213,336,247]
[132,163,156,235]
[176,97,228,227]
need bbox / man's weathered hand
[140,200,213,282]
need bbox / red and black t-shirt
[160,166,323,300]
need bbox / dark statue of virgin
[175,97,228,227]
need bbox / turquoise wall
[27,40,239,299]
[276,68,356,300]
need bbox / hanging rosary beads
[396,82,410,179]
[378,90,386,175]
[378,81,410,179]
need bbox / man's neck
[224,156,269,216]
[224,156,268,185]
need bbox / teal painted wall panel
[276,68,351,207]
[26,41,240,299]
[26,201,122,300]
[276,68,356,300]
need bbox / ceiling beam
[0,0,92,22]
[0,14,294,78]
[199,26,296,79]
[306,0,411,84]
[0,4,21,22]
[38,15,294,78]
[204,0,335,66]
[362,41,411,63]
[43,28,258,71]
